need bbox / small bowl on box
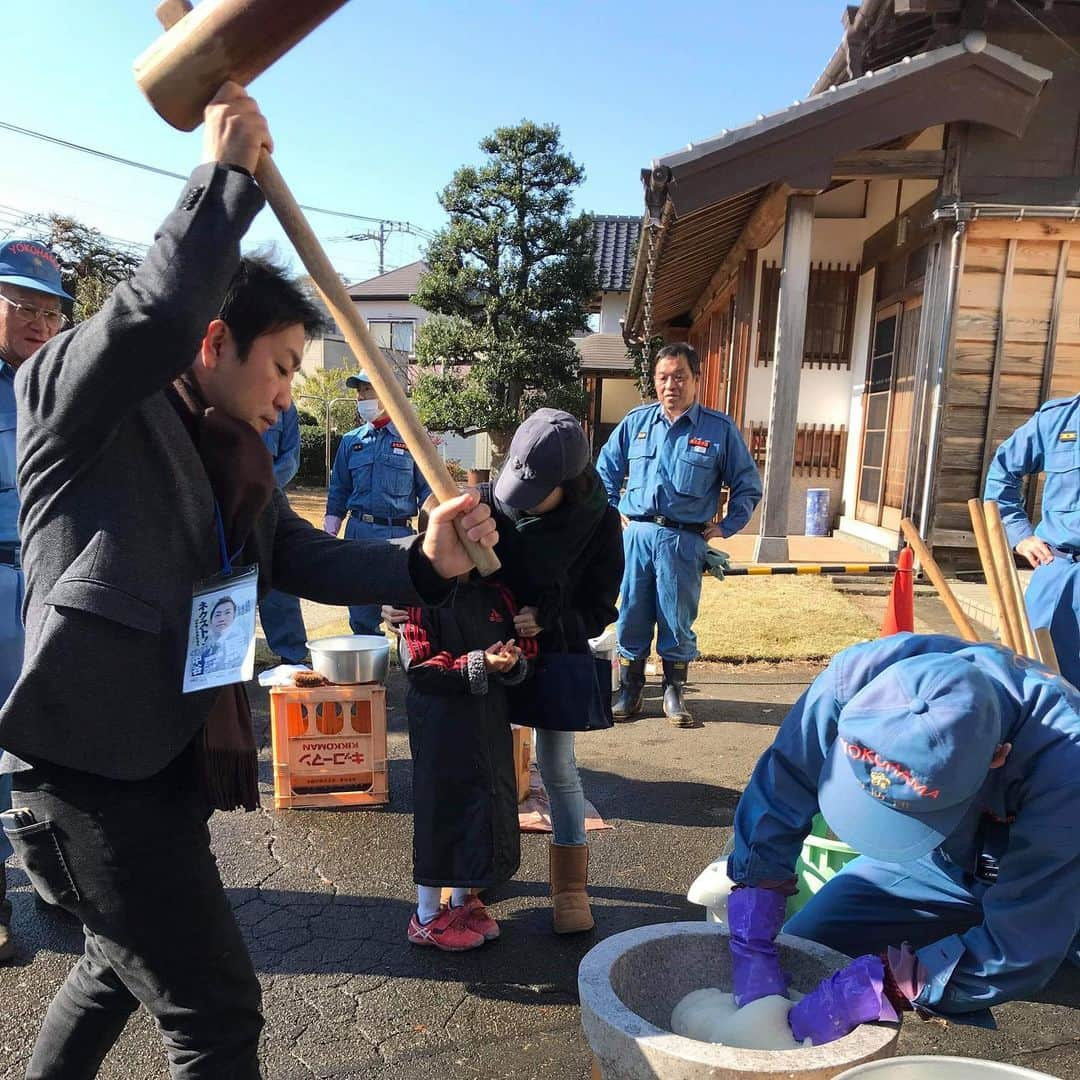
[306,634,389,685]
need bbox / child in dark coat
[398,577,537,950]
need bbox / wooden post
[754,194,815,564]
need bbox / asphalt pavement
[0,664,1076,1079]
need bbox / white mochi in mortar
[670,989,811,1050]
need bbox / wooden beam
[831,149,946,180]
[978,238,1016,485]
[691,184,791,324]
[894,0,962,12]
[754,194,815,565]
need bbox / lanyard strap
[213,501,245,576]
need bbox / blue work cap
[494,408,589,510]
[345,371,371,389]
[0,239,72,301]
[818,653,1003,863]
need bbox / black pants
[5,751,262,1079]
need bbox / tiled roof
[576,332,633,372]
[348,260,429,300]
[591,216,641,294]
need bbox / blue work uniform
[729,632,1080,1021]
[984,394,1080,688]
[0,362,23,865]
[258,404,308,663]
[596,401,761,662]
[327,418,431,635]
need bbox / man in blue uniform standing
[984,395,1080,688]
[596,343,761,726]
[725,633,1080,1044]
[0,239,71,961]
[259,402,309,663]
[324,371,434,635]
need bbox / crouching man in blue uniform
[0,240,72,962]
[324,371,434,635]
[725,632,1080,1045]
[984,395,1080,688]
[596,343,761,726]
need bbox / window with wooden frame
[756,262,859,369]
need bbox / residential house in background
[577,215,645,452]
[624,0,1079,566]
[301,260,490,472]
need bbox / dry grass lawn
[282,487,877,664]
[694,575,877,662]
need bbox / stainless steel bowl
[306,634,390,684]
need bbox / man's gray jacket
[0,164,432,779]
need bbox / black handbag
[509,649,614,732]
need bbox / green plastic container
[787,814,859,917]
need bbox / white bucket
[588,627,620,694]
[686,856,733,925]
[837,1056,1059,1079]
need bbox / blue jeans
[343,517,414,635]
[7,752,262,1078]
[258,588,308,663]
[535,729,586,846]
[616,521,706,662]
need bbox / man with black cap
[724,632,1080,1044]
[0,239,71,962]
[324,369,435,635]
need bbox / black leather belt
[0,543,20,567]
[350,512,411,527]
[1051,546,1080,563]
[628,515,706,535]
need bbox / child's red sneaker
[462,896,500,941]
[407,906,485,951]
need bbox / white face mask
[356,399,381,423]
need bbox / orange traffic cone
[880,545,915,636]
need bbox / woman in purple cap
[483,408,623,933]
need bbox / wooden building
[623,0,1080,566]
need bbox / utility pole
[343,220,435,276]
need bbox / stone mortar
[579,922,900,1080]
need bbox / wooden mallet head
[134,0,349,131]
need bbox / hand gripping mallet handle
[136,0,499,575]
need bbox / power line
[0,118,436,228]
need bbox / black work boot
[662,660,694,728]
[0,864,13,963]
[612,658,646,721]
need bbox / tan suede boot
[550,843,594,934]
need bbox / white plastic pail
[837,1056,1059,1080]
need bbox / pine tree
[411,121,596,458]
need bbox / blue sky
[3,1,842,283]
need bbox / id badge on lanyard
[182,502,259,693]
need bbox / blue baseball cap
[494,408,590,509]
[0,240,72,301]
[345,371,371,389]
[817,654,1003,863]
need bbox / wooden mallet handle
[254,155,499,575]
[148,2,499,576]
[899,519,980,642]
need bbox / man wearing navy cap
[0,239,71,962]
[324,370,434,635]
[984,396,1080,688]
[725,633,1080,1044]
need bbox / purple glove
[788,955,900,1046]
[727,886,791,1006]
[882,943,927,1012]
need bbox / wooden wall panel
[932,227,1080,552]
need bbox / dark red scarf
[167,371,275,811]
